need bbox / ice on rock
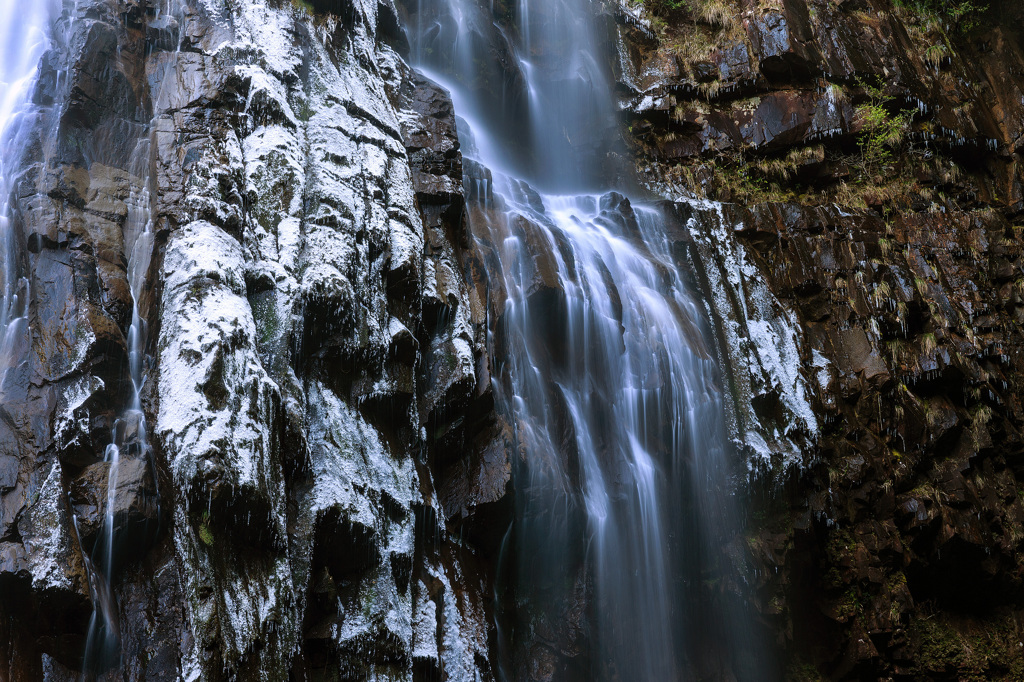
[412,581,440,663]
[430,562,489,682]
[53,375,104,453]
[390,215,425,276]
[296,381,416,658]
[171,504,294,678]
[243,125,305,204]
[237,64,301,128]
[305,380,415,517]
[156,216,295,676]
[146,0,466,675]
[225,0,303,79]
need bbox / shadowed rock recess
[2,0,1024,680]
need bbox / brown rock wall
[618,0,1024,677]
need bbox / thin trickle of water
[410,0,770,678]
[82,133,158,674]
[81,0,183,673]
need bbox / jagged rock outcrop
[615,0,1024,678]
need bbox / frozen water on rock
[22,462,80,592]
[412,580,440,663]
[150,0,460,676]
[305,380,416,519]
[431,562,488,682]
[159,220,280,491]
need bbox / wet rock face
[0,0,153,676]
[711,200,1024,679]
[1,0,509,679]
[616,0,1024,678]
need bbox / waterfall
[409,0,771,678]
[0,0,59,384]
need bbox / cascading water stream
[512,0,614,190]
[0,0,60,384]
[410,0,769,678]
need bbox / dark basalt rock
[399,70,463,204]
[705,199,1024,678]
[744,4,821,80]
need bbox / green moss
[635,0,689,17]
[914,617,967,672]
[198,511,215,547]
[786,657,826,682]
[906,615,1024,679]
[825,529,857,558]
[251,295,280,347]
[835,587,863,620]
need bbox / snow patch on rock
[21,462,83,593]
[686,200,819,470]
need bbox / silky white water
[411,0,768,677]
[0,0,60,384]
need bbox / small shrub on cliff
[855,81,913,181]
[198,511,215,546]
[637,0,735,25]
[637,0,689,15]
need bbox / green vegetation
[198,511,215,546]
[786,657,826,681]
[908,614,1024,679]
[634,0,735,25]
[855,80,913,181]
[636,0,689,15]
[895,0,989,33]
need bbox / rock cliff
[0,1,505,679]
